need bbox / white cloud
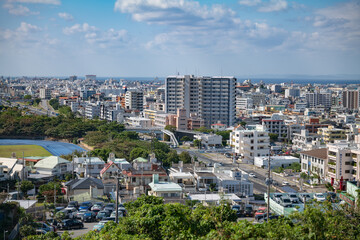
[58,12,74,21]
[238,0,261,7]
[258,0,288,12]
[63,23,97,35]
[3,3,39,15]
[0,22,41,41]
[114,0,236,27]
[8,0,60,5]
[63,23,128,48]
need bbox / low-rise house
[65,177,104,200]
[33,156,70,177]
[74,156,105,178]
[292,129,323,151]
[211,123,227,131]
[0,158,26,180]
[188,193,241,205]
[194,134,222,148]
[148,174,183,198]
[122,157,168,191]
[254,156,300,170]
[194,171,218,190]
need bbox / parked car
[103,217,116,222]
[254,207,267,217]
[93,221,108,232]
[273,193,283,203]
[46,219,58,231]
[314,193,326,202]
[76,209,88,219]
[279,197,292,207]
[249,173,256,178]
[243,204,254,217]
[60,207,77,219]
[67,201,79,209]
[91,203,104,211]
[282,181,290,186]
[104,203,116,212]
[35,222,54,232]
[96,210,112,221]
[299,193,312,203]
[50,207,65,217]
[258,214,280,223]
[58,219,84,230]
[231,205,242,217]
[287,193,299,203]
[118,207,127,217]
[110,210,124,219]
[79,201,93,210]
[255,212,275,222]
[81,211,97,222]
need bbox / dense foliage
[0,106,124,141]
[24,195,360,240]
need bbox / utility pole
[54,183,56,205]
[22,151,25,180]
[266,152,271,223]
[115,177,119,224]
[72,155,75,179]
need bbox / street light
[114,172,124,224]
[265,149,273,223]
[4,230,8,240]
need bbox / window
[345,170,350,173]
[345,153,351,157]
[345,162,351,165]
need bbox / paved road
[58,221,97,238]
[0,139,86,156]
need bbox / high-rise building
[39,88,51,99]
[305,91,332,109]
[342,89,359,110]
[125,90,144,111]
[165,75,236,127]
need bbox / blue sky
[0,0,359,78]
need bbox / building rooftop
[300,148,327,160]
[149,181,182,192]
[33,156,69,169]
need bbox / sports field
[0,145,52,158]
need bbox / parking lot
[57,221,98,238]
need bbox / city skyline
[0,0,359,77]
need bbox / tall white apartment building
[125,90,144,111]
[305,91,332,109]
[39,88,51,99]
[326,141,360,184]
[165,75,236,127]
[230,125,270,164]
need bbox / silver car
[287,193,299,203]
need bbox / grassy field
[0,145,52,158]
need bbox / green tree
[269,133,278,142]
[24,95,32,100]
[215,130,231,146]
[119,131,139,140]
[195,126,211,133]
[180,136,192,142]
[33,98,41,106]
[58,106,73,118]
[20,225,36,238]
[129,147,148,161]
[83,131,109,146]
[193,139,202,149]
[91,148,112,162]
[164,125,176,133]
[163,150,179,167]
[20,180,34,197]
[179,151,192,163]
[49,98,60,110]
